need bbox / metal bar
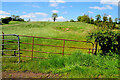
[0,50,18,52]
[20,42,63,48]
[0,44,18,45]
[21,55,48,59]
[20,42,92,50]
[20,49,71,55]
[2,32,4,55]
[0,34,18,36]
[32,37,34,59]
[17,35,20,63]
[19,35,93,44]
[62,40,65,56]
[0,39,18,40]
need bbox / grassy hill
[2,21,119,78]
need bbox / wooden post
[32,37,34,59]
[62,40,65,56]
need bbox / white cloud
[62,11,67,14]
[32,5,40,8]
[89,5,112,10]
[107,15,112,18]
[0,10,10,15]
[49,0,66,3]
[22,12,26,14]
[50,3,58,7]
[57,16,66,20]
[20,12,48,18]
[49,0,66,7]
[100,0,119,6]
[52,10,59,13]
[0,15,9,18]
[35,12,48,17]
[88,11,93,13]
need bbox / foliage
[1,17,12,24]
[77,14,90,23]
[109,17,113,23]
[88,30,120,55]
[2,51,119,78]
[52,13,58,22]
[70,19,75,22]
[90,18,94,24]
[95,14,101,21]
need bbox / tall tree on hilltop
[52,13,58,22]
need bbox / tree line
[70,14,120,29]
[0,15,24,24]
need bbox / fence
[2,32,95,61]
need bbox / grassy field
[2,21,119,78]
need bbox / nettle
[88,30,120,55]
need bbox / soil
[2,71,61,78]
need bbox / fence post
[2,32,4,55]
[62,40,65,56]
[32,37,34,59]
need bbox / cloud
[57,16,66,20]
[50,3,58,7]
[35,12,48,17]
[107,15,112,18]
[89,5,112,10]
[20,12,48,18]
[32,5,40,8]
[100,0,119,6]
[0,15,9,18]
[52,10,59,13]
[22,12,26,14]
[49,0,66,3]
[49,0,66,7]
[62,11,67,14]
[0,10,10,15]
[88,11,93,13]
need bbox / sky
[0,0,119,21]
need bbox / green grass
[2,21,119,78]
[2,51,119,78]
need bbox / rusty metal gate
[1,32,20,63]
[1,32,95,62]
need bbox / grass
[2,51,119,78]
[2,21,119,78]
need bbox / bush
[70,19,75,22]
[88,30,120,55]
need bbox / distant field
[2,21,119,78]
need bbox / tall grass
[2,51,119,78]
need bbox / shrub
[88,30,120,55]
[70,19,75,22]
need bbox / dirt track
[2,71,61,78]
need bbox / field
[2,21,119,78]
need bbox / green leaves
[88,30,120,54]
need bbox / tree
[77,16,82,21]
[95,14,101,21]
[90,17,94,24]
[103,15,108,22]
[11,15,15,21]
[109,17,113,23]
[2,17,12,24]
[52,13,58,22]
[115,18,118,24]
[70,19,74,22]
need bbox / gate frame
[0,33,20,63]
